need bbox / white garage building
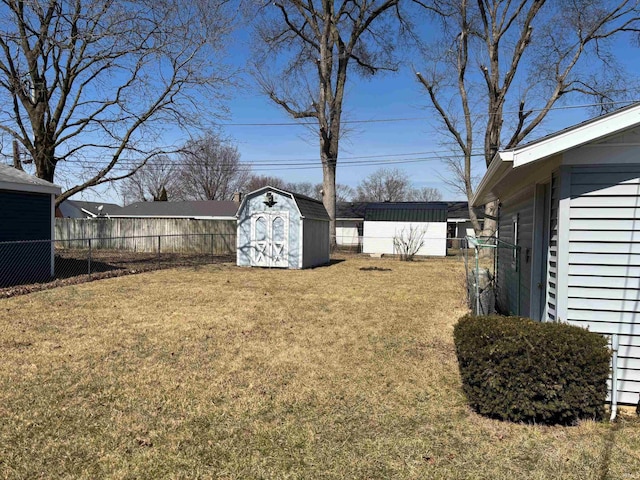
[362,202,448,257]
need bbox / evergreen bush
[453,314,611,425]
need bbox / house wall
[362,221,447,256]
[495,191,535,317]
[302,219,330,268]
[336,220,361,246]
[0,190,53,286]
[237,190,301,269]
[561,162,640,405]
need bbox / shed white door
[251,212,289,267]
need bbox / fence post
[157,235,161,266]
[211,233,214,258]
[88,238,92,276]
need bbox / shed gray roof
[291,192,330,221]
[114,200,238,218]
[0,163,61,195]
[365,202,448,222]
[240,186,330,221]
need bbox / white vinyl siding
[567,164,640,405]
[362,221,447,256]
[336,220,361,246]
[546,172,559,321]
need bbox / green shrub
[453,314,611,425]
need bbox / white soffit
[506,103,640,168]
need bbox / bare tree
[119,155,180,204]
[243,176,355,202]
[178,132,249,201]
[288,181,354,201]
[0,0,234,205]
[356,167,412,201]
[252,0,403,244]
[287,181,317,198]
[415,0,640,235]
[334,183,355,202]
[393,225,425,260]
[245,175,288,192]
[407,186,442,202]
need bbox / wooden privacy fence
[55,218,237,254]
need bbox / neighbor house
[362,202,448,257]
[111,200,238,219]
[0,163,61,286]
[473,102,640,405]
[335,201,367,247]
[236,186,330,269]
[446,201,485,242]
[57,199,122,218]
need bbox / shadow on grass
[54,256,123,279]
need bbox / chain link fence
[463,236,520,316]
[0,233,236,293]
[332,233,471,257]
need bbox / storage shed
[0,163,61,286]
[236,186,330,269]
[362,202,448,256]
[473,102,640,406]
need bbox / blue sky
[74,13,640,205]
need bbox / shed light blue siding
[236,187,330,269]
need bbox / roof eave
[0,180,61,195]
[508,102,640,168]
[471,152,513,206]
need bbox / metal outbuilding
[236,186,330,269]
[362,202,448,256]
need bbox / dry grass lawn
[0,256,638,479]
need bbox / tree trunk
[34,149,56,183]
[481,200,498,238]
[322,158,337,248]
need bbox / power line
[53,152,487,171]
[218,99,640,126]
[52,149,483,166]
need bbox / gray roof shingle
[69,200,122,216]
[446,201,485,220]
[115,201,239,218]
[290,192,330,221]
[0,163,61,194]
[336,202,368,219]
